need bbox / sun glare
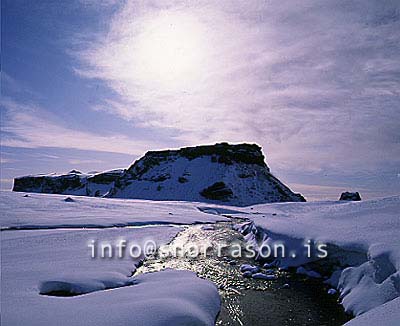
[134,12,208,90]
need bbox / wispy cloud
[1,72,43,99]
[35,154,61,160]
[68,158,104,165]
[1,98,162,156]
[0,158,17,164]
[78,0,118,8]
[73,0,400,174]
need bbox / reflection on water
[136,220,352,326]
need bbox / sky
[1,0,399,200]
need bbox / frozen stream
[136,218,352,326]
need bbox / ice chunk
[327,288,337,295]
[252,272,278,280]
[296,267,322,278]
[240,264,260,273]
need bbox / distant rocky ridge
[13,143,305,206]
[13,169,124,198]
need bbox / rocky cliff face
[13,143,305,206]
[13,169,124,197]
[107,143,305,205]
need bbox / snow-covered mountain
[12,143,305,206]
[107,143,305,205]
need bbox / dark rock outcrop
[13,169,124,197]
[200,182,234,201]
[13,173,84,194]
[339,192,362,201]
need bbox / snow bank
[344,296,400,326]
[39,272,134,296]
[230,196,400,323]
[1,224,220,325]
[1,191,222,325]
[7,269,220,326]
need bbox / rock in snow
[12,143,305,206]
[340,191,362,201]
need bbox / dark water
[136,220,352,326]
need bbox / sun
[133,12,208,90]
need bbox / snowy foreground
[1,192,224,326]
[1,191,399,325]
[228,196,400,325]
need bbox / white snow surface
[1,191,222,325]
[0,191,228,230]
[2,191,399,325]
[229,196,400,324]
